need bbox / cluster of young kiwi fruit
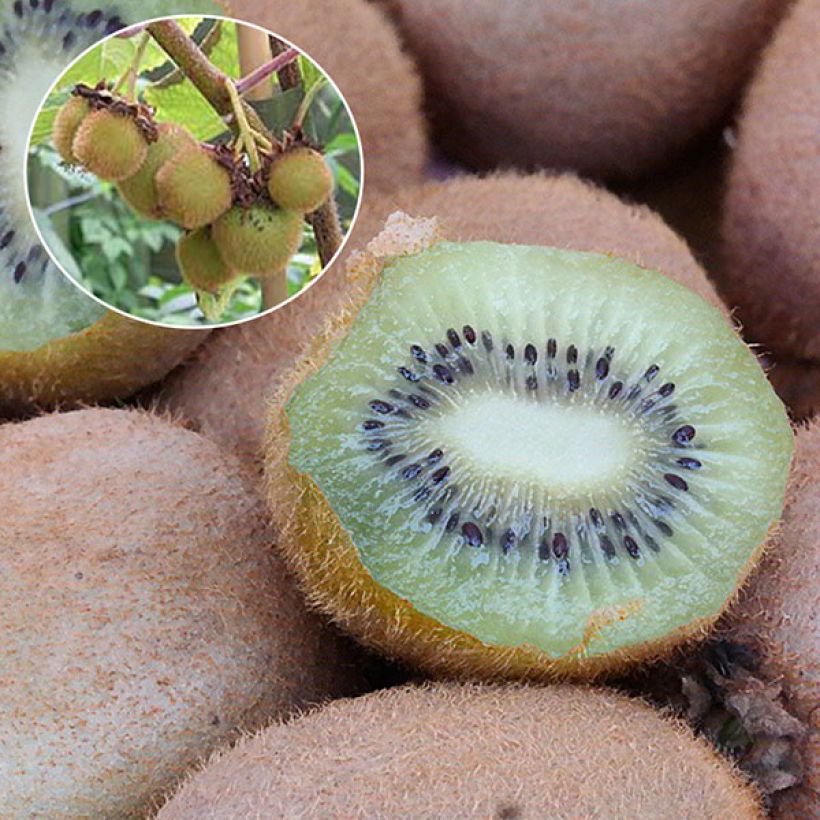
[52,82,334,300]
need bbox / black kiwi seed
[358,326,705,576]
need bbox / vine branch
[235,48,300,97]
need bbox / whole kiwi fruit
[157,172,728,462]
[0,408,368,819]
[722,423,819,818]
[227,0,428,193]
[0,0,219,415]
[768,359,820,422]
[176,226,236,294]
[267,145,334,214]
[264,211,791,680]
[157,682,762,818]
[378,0,789,180]
[720,0,820,363]
[52,95,90,164]
[72,108,149,182]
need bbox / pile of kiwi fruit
[2,0,817,818]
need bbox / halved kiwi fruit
[157,682,762,818]
[265,214,793,680]
[158,172,727,461]
[0,1,219,414]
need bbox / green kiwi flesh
[0,0,219,353]
[286,240,793,661]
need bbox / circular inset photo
[25,14,362,328]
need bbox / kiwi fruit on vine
[157,172,728,463]
[158,682,762,818]
[177,226,236,294]
[264,209,793,681]
[0,0,219,415]
[228,0,427,193]
[72,108,148,182]
[720,0,820,363]
[722,423,819,818]
[377,0,788,180]
[267,145,334,214]
[0,408,368,819]
[117,122,197,219]
[155,144,233,230]
[211,202,303,276]
[51,94,89,164]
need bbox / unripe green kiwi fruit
[117,122,197,219]
[722,423,819,818]
[226,0,427,193]
[72,108,148,182]
[51,95,89,164]
[157,682,762,818]
[155,144,233,230]
[0,408,369,818]
[177,226,236,294]
[157,173,726,462]
[211,202,303,275]
[720,0,820,363]
[377,0,789,180]
[267,146,334,213]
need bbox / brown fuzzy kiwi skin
[0,408,369,819]
[720,0,820,363]
[262,215,770,683]
[156,172,728,463]
[72,109,148,182]
[157,682,763,818]
[117,123,197,220]
[267,146,334,214]
[377,0,788,181]
[155,145,233,230]
[223,0,427,193]
[52,95,89,164]
[0,312,208,416]
[721,424,819,818]
[767,359,820,423]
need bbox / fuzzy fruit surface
[212,204,303,276]
[52,96,89,164]
[277,240,793,675]
[72,109,148,182]
[267,147,334,214]
[155,145,232,230]
[117,123,196,220]
[177,228,235,294]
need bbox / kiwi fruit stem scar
[265,213,793,681]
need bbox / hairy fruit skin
[212,203,303,276]
[157,682,762,819]
[72,109,148,182]
[267,146,334,214]
[52,96,89,164]
[155,145,233,230]
[177,227,235,294]
[117,123,197,219]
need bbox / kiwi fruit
[72,108,149,181]
[722,423,819,818]
[155,144,233,230]
[720,0,820,363]
[157,172,729,463]
[52,94,89,164]
[211,202,303,275]
[378,0,788,180]
[158,681,762,818]
[267,146,334,214]
[228,0,428,193]
[0,0,219,414]
[768,359,820,422]
[0,408,368,819]
[117,122,197,219]
[176,226,235,294]
[264,209,793,681]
